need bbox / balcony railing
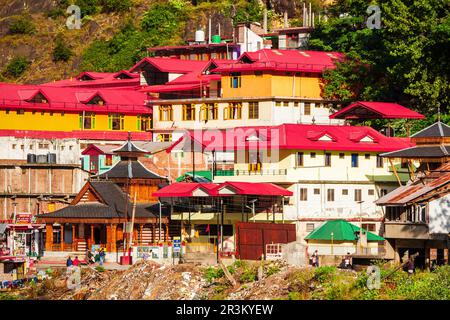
[236,169,288,176]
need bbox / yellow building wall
[222,73,323,98]
[0,110,145,132]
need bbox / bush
[3,56,30,78]
[9,15,36,34]
[46,8,65,19]
[204,266,223,282]
[100,0,133,13]
[239,267,257,283]
[95,266,105,272]
[75,0,100,17]
[53,36,73,62]
[314,266,336,283]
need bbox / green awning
[305,219,385,242]
[176,171,212,182]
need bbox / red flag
[205,224,210,233]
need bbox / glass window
[342,189,348,195]
[351,153,359,167]
[283,101,289,107]
[248,102,259,119]
[365,154,370,159]
[230,73,241,88]
[310,152,316,158]
[79,112,96,129]
[108,113,125,130]
[325,153,331,166]
[355,189,362,202]
[339,153,345,159]
[304,103,311,115]
[376,155,384,168]
[137,115,151,131]
[313,188,320,195]
[275,101,282,107]
[300,188,308,201]
[224,103,242,120]
[157,134,172,142]
[182,104,195,121]
[327,189,335,202]
[368,189,375,196]
[159,105,173,121]
[201,103,218,120]
[306,223,315,232]
[296,152,304,167]
[105,155,113,166]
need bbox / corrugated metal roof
[330,101,425,120]
[305,219,384,241]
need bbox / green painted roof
[305,219,385,242]
[176,171,212,182]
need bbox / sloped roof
[329,101,425,120]
[43,71,140,88]
[212,49,343,73]
[376,162,450,205]
[113,140,148,154]
[0,83,150,115]
[95,160,166,180]
[217,182,293,196]
[381,145,450,159]
[129,57,209,74]
[0,129,153,141]
[411,121,450,138]
[153,182,219,197]
[305,219,385,241]
[167,124,414,153]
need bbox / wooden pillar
[152,223,156,243]
[106,225,112,252]
[165,223,169,241]
[139,224,143,246]
[90,225,94,244]
[389,158,402,186]
[111,224,117,252]
[72,224,76,250]
[60,224,65,251]
[45,224,53,251]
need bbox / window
[12,144,16,149]
[293,102,299,107]
[368,189,375,196]
[137,115,151,131]
[248,102,259,119]
[105,155,113,166]
[5,109,10,114]
[351,153,359,167]
[401,161,408,169]
[275,101,282,107]
[306,223,315,232]
[342,189,348,195]
[108,113,125,130]
[49,112,53,116]
[327,189,335,202]
[365,154,370,159]
[381,189,388,196]
[304,103,311,115]
[355,189,362,202]
[159,105,173,121]
[296,152,304,167]
[16,109,25,115]
[362,223,376,232]
[79,112,96,130]
[314,188,320,195]
[300,188,308,201]
[182,104,195,121]
[38,143,49,149]
[157,134,172,142]
[230,73,241,88]
[254,71,263,77]
[69,146,73,151]
[60,146,65,151]
[376,155,384,168]
[61,112,65,117]
[29,145,33,150]
[224,103,242,120]
[20,145,24,150]
[339,153,345,159]
[325,153,331,166]
[310,152,316,158]
[283,101,289,107]
[201,103,218,120]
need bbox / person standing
[73,256,80,267]
[344,252,352,269]
[407,257,415,276]
[311,250,319,267]
[66,256,73,267]
[99,248,105,266]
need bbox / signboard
[137,246,160,259]
[430,248,437,260]
[173,236,181,253]
[15,213,33,224]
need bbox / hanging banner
[15,213,33,224]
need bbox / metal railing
[218,61,335,72]
[235,169,287,176]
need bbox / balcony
[235,169,288,176]
[384,222,429,239]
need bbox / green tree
[100,0,133,13]
[53,36,73,62]
[3,56,30,78]
[308,0,450,119]
[9,15,36,34]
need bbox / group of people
[309,250,353,269]
[66,247,106,268]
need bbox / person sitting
[73,256,80,267]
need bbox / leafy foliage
[308,0,450,120]
[2,56,30,78]
[53,36,73,62]
[9,15,36,34]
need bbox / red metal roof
[140,83,202,93]
[153,182,219,197]
[167,124,414,153]
[129,57,209,74]
[153,182,292,197]
[213,49,344,74]
[217,182,293,196]
[43,71,140,88]
[329,101,425,120]
[0,83,150,115]
[0,129,153,141]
